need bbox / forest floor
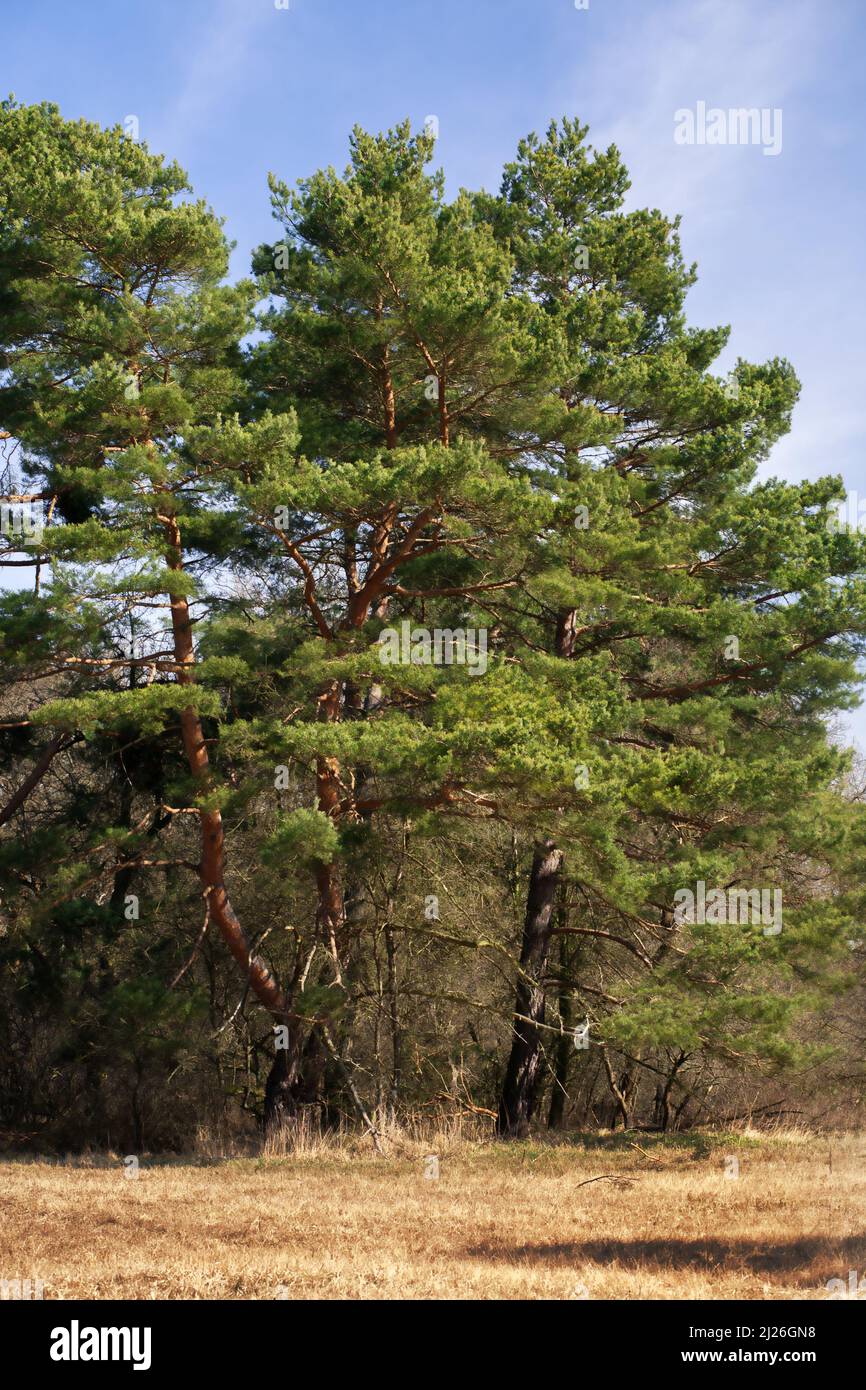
[2,1129,864,1300]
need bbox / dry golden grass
[2,1128,864,1300]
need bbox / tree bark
[385,923,400,1111]
[496,839,564,1138]
[547,928,575,1130]
[382,353,397,449]
[162,514,290,1025]
[506,609,578,1136]
[0,731,79,828]
[437,374,449,447]
[600,1046,633,1129]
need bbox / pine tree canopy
[2,99,865,1145]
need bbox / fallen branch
[575,1174,639,1189]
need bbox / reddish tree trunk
[163,516,290,1023]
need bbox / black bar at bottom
[2,1296,859,1376]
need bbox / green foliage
[263,809,341,869]
[2,102,865,1146]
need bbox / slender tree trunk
[162,515,294,1126]
[600,1046,633,1130]
[653,1051,687,1132]
[130,1057,145,1152]
[437,374,450,447]
[0,731,78,828]
[296,669,384,1119]
[496,839,564,1138]
[293,681,347,1118]
[547,929,575,1130]
[385,924,400,1112]
[314,678,347,962]
[382,354,397,449]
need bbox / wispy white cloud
[150,0,274,159]
[565,0,824,225]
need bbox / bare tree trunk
[382,355,397,449]
[600,1046,633,1129]
[496,839,564,1138]
[0,731,79,828]
[385,924,400,1112]
[437,374,450,447]
[653,1051,687,1131]
[547,929,575,1130]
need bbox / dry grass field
[2,1128,864,1300]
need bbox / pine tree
[3,105,864,1143]
[479,120,866,1131]
[0,100,299,1066]
[225,122,628,1120]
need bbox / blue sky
[3,0,866,738]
